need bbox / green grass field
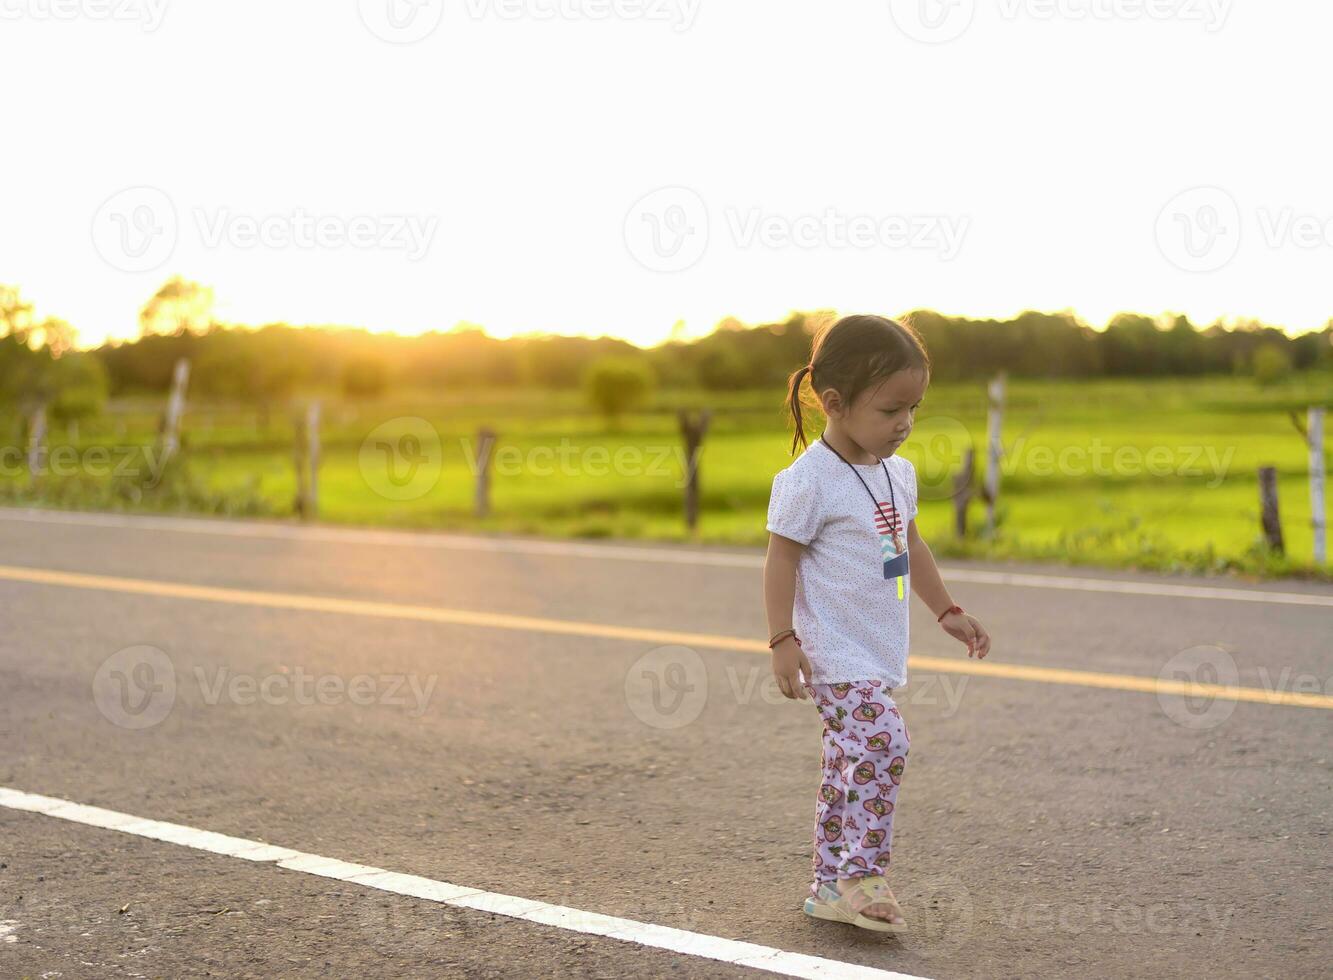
[3,374,1330,580]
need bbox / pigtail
[787,364,813,455]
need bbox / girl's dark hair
[785,313,930,455]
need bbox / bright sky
[3,0,1329,351]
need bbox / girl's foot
[833,874,905,926]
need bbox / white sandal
[803,874,907,933]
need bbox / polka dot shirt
[766,438,919,687]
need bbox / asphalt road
[1,507,1330,979]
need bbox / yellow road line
[3,563,1330,711]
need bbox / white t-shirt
[765,437,919,687]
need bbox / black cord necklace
[819,434,904,553]
[819,434,909,597]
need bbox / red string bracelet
[936,604,964,622]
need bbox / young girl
[763,313,992,933]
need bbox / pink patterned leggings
[801,678,910,899]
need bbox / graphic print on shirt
[874,499,910,583]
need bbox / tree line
[2,279,1330,422]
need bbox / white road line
[2,505,1329,607]
[0,507,759,565]
[0,786,929,980]
[917,567,1333,607]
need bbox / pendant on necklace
[882,532,910,596]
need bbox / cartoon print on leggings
[805,677,910,896]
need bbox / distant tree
[1160,314,1203,374]
[0,284,33,338]
[342,355,389,399]
[192,330,259,398]
[583,356,654,427]
[1290,322,1333,371]
[1100,313,1163,376]
[93,330,197,394]
[50,351,110,428]
[29,316,76,359]
[69,291,1327,402]
[0,285,60,414]
[1010,310,1101,378]
[139,275,215,338]
[519,334,637,389]
[1251,342,1292,386]
[697,343,749,390]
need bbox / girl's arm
[763,532,814,699]
[907,519,992,659]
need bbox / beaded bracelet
[936,604,964,622]
[768,628,801,649]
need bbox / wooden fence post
[293,407,309,520]
[306,399,321,518]
[678,409,712,532]
[27,403,46,481]
[984,372,1005,537]
[1258,465,1283,555]
[292,401,320,521]
[159,357,190,460]
[953,446,975,538]
[474,426,497,518]
[1309,407,1326,564]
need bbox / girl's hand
[772,637,813,700]
[941,611,991,659]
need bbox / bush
[342,357,389,399]
[50,352,110,426]
[582,356,655,426]
[698,344,751,390]
[1251,343,1292,386]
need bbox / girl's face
[825,367,928,459]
